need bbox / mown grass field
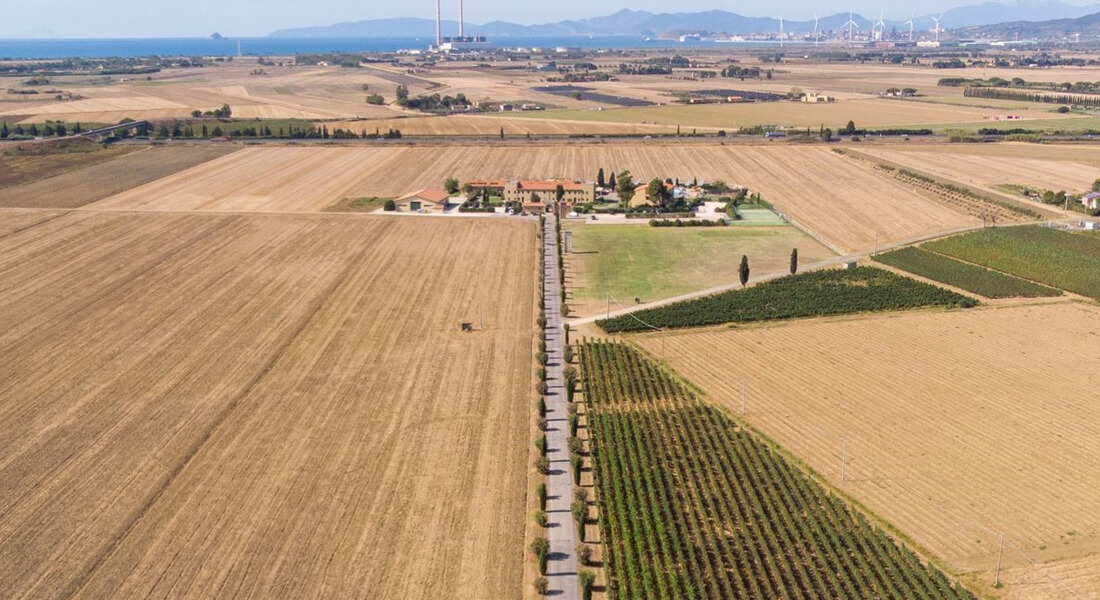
[923,226,1100,300]
[873,246,1063,299]
[563,223,833,317]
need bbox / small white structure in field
[802,93,835,103]
[843,262,858,270]
[1084,221,1099,231]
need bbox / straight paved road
[542,214,581,600]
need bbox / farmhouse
[395,188,451,212]
[466,178,596,204]
[1082,192,1100,210]
[802,93,835,103]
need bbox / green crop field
[923,226,1100,299]
[579,340,976,600]
[597,266,976,333]
[564,223,827,316]
[874,247,1062,299]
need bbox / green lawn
[565,223,829,316]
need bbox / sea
[0,36,711,60]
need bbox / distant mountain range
[960,10,1100,37]
[270,1,1100,38]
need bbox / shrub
[574,487,589,503]
[383,200,396,211]
[537,482,547,511]
[530,536,549,556]
[536,381,548,395]
[536,352,548,365]
[564,346,574,363]
[534,510,549,527]
[561,305,571,317]
[571,455,583,485]
[568,436,584,456]
[569,413,578,437]
[533,576,549,595]
[579,570,597,600]
[537,417,548,432]
[535,456,550,474]
[537,316,547,329]
[536,435,547,456]
[538,398,547,418]
[537,368,547,383]
[577,544,594,566]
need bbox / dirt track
[0,210,534,600]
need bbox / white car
[568,211,579,218]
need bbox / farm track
[0,211,535,600]
[635,302,1100,600]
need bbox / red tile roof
[517,180,588,192]
[396,188,450,205]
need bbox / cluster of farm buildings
[395,179,596,213]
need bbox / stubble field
[94,144,975,252]
[0,210,534,600]
[636,302,1100,600]
[0,145,238,209]
[856,144,1100,196]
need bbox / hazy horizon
[3,0,1099,39]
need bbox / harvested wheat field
[97,144,975,251]
[0,211,534,600]
[0,145,139,190]
[326,114,687,136]
[857,144,1100,197]
[635,302,1100,600]
[0,145,238,209]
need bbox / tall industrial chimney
[459,0,464,38]
[436,0,442,46]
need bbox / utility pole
[995,534,1004,587]
[841,437,848,482]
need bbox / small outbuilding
[395,188,451,213]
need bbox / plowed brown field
[0,211,534,600]
[636,302,1100,600]
[95,145,975,251]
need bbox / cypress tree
[1,121,9,138]
[739,255,750,288]
[790,248,798,275]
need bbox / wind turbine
[905,13,914,42]
[779,16,785,48]
[874,10,886,41]
[813,14,821,46]
[844,10,861,48]
[932,14,943,43]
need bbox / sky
[2,0,1097,38]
